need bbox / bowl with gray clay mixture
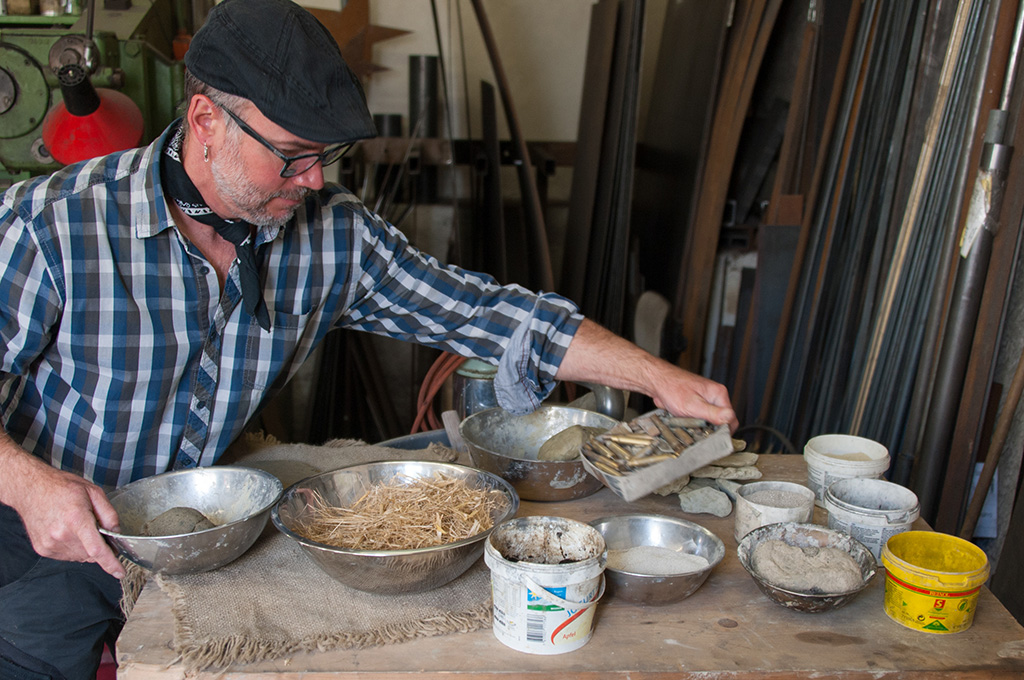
[737,522,876,613]
[590,513,725,604]
[100,466,283,575]
[459,405,617,501]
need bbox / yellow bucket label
[883,570,981,634]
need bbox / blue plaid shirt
[0,124,582,489]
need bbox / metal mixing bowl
[459,405,618,501]
[737,522,877,613]
[99,466,283,575]
[271,460,519,594]
[590,514,724,605]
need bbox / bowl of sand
[737,522,877,613]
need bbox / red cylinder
[41,75,145,165]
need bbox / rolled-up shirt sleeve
[337,206,583,414]
[492,292,582,414]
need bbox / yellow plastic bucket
[881,531,989,634]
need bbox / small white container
[825,477,920,562]
[803,434,890,507]
[733,481,815,542]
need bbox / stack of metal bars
[768,0,994,457]
[769,0,915,441]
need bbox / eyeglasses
[219,105,353,178]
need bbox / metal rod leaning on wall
[896,0,1010,487]
[469,0,554,292]
[960,337,1024,539]
[849,0,974,430]
[913,0,1021,524]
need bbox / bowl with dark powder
[590,514,725,605]
[100,466,283,574]
[737,522,876,613]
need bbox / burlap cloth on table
[119,434,495,673]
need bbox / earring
[203,144,209,162]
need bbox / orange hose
[411,352,467,433]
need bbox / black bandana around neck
[160,123,272,332]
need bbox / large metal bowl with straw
[272,460,519,594]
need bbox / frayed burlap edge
[156,572,493,673]
[118,558,149,619]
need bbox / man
[0,0,736,676]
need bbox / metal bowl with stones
[271,460,519,594]
[99,466,283,575]
[737,522,877,613]
[459,405,618,501]
[590,513,725,605]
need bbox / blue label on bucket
[528,586,567,611]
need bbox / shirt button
[196,400,207,410]
[198,265,210,276]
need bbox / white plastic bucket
[825,477,920,562]
[733,480,815,542]
[804,434,890,507]
[484,516,606,654]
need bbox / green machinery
[0,0,186,184]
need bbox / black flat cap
[185,0,377,144]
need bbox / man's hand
[556,318,739,431]
[0,436,125,579]
[646,364,738,431]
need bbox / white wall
[367,0,595,141]
[296,0,595,141]
[296,0,669,265]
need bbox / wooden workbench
[116,454,1024,678]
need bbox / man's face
[209,105,326,228]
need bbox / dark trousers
[0,503,123,680]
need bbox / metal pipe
[914,110,1015,521]
[409,55,439,203]
[578,383,625,421]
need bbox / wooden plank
[117,455,1024,679]
[756,0,865,431]
[561,0,620,301]
[629,0,733,343]
[674,0,784,372]
[765,8,819,226]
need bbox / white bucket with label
[804,434,890,507]
[824,477,919,562]
[484,516,606,655]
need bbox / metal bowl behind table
[99,466,283,575]
[737,522,877,613]
[459,405,619,501]
[271,460,519,594]
[590,514,725,605]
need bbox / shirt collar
[132,119,286,246]
[133,120,181,240]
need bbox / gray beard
[210,134,310,229]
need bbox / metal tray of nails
[580,409,734,502]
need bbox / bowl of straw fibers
[271,460,519,593]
